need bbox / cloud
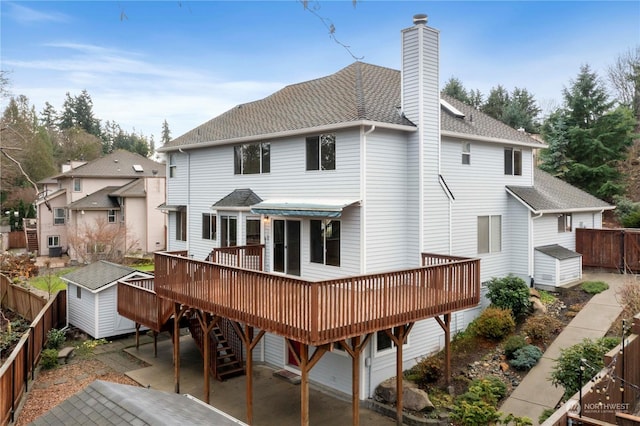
[5,2,69,24]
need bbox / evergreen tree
[482,85,510,121]
[161,119,171,145]
[58,90,102,137]
[502,88,541,133]
[40,102,58,129]
[442,77,470,104]
[540,65,636,201]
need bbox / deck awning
[251,199,359,218]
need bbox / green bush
[550,337,620,399]
[473,307,515,341]
[539,408,555,424]
[509,345,543,370]
[581,280,609,295]
[46,328,66,350]
[40,348,59,369]
[486,275,532,319]
[451,377,509,426]
[521,314,563,344]
[503,335,527,360]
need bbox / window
[245,218,261,245]
[558,213,572,233]
[375,328,410,354]
[169,154,177,178]
[47,235,60,247]
[504,148,522,176]
[306,134,336,171]
[107,210,117,223]
[176,209,187,241]
[73,178,81,192]
[87,242,107,254]
[202,213,217,240]
[54,208,65,225]
[221,215,237,247]
[76,286,81,299]
[477,215,502,254]
[462,142,471,165]
[234,143,270,174]
[310,219,340,266]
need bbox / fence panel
[576,228,640,272]
[8,232,26,249]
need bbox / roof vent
[413,14,428,25]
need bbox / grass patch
[29,267,76,294]
[134,263,154,272]
[538,289,557,305]
[581,281,609,295]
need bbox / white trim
[442,130,547,149]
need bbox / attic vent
[133,164,144,172]
[440,99,465,118]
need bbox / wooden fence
[546,313,640,426]
[576,228,640,273]
[0,278,47,322]
[0,275,67,426]
[7,232,26,250]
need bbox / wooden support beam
[385,324,413,426]
[172,303,188,394]
[153,331,158,358]
[337,334,372,426]
[231,321,266,426]
[300,343,309,426]
[135,323,140,349]
[195,311,219,405]
[434,313,452,385]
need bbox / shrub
[486,275,532,319]
[538,289,557,305]
[581,281,609,295]
[622,209,640,228]
[550,337,620,399]
[46,328,66,350]
[473,307,515,341]
[521,314,563,344]
[503,335,527,360]
[539,408,555,424]
[41,348,59,369]
[510,345,543,370]
[74,338,108,358]
[451,377,509,426]
[407,354,443,385]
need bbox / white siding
[533,214,575,249]
[67,284,97,338]
[507,197,531,282]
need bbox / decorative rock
[531,297,547,314]
[375,378,397,403]
[529,288,541,298]
[404,386,435,412]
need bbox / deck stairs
[188,316,245,381]
[26,229,38,253]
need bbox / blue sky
[1,1,639,141]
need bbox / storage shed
[62,261,152,339]
[534,244,582,291]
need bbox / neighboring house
[31,380,247,426]
[62,260,153,339]
[154,16,611,400]
[36,150,166,261]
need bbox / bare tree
[67,217,139,264]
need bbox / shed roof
[535,244,581,260]
[62,261,137,291]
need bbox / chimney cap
[413,14,428,25]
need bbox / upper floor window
[176,208,187,241]
[478,215,502,254]
[234,143,270,175]
[558,213,572,233]
[107,210,117,223]
[504,148,522,176]
[221,215,237,247]
[310,219,340,266]
[462,142,471,165]
[73,178,81,192]
[306,134,335,171]
[202,213,217,240]
[169,154,177,178]
[54,208,65,225]
[245,218,261,245]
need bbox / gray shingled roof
[507,168,613,213]
[53,150,165,179]
[30,380,246,426]
[162,62,543,150]
[213,189,263,208]
[535,244,581,260]
[110,178,146,197]
[62,261,136,291]
[66,186,121,211]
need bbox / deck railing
[117,277,173,331]
[208,245,265,271]
[153,251,480,345]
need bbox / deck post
[153,331,158,358]
[197,312,218,405]
[300,343,309,426]
[135,323,140,349]
[434,314,452,385]
[395,330,404,426]
[351,336,361,426]
[246,326,254,425]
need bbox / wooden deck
[117,277,173,331]
[119,251,480,346]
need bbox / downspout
[530,211,543,282]
[179,148,190,253]
[361,125,375,275]
[417,26,425,256]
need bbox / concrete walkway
[121,335,395,426]
[500,271,634,425]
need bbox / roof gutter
[159,120,417,152]
[441,130,547,149]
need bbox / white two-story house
[36,150,167,262]
[154,15,611,403]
